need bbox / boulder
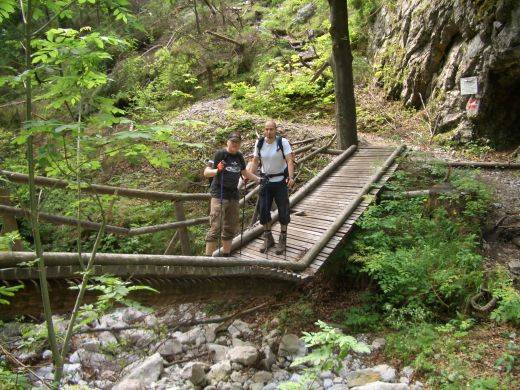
[120,329,155,348]
[207,343,230,362]
[227,345,259,366]
[116,353,164,385]
[227,320,253,339]
[207,360,232,382]
[346,369,382,387]
[252,370,273,384]
[372,364,397,382]
[371,338,387,351]
[278,334,307,357]
[181,361,207,385]
[351,382,409,390]
[112,379,144,390]
[260,346,276,370]
[157,338,183,357]
[294,3,316,24]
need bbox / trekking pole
[239,177,247,257]
[218,167,224,257]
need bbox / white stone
[252,371,273,384]
[399,377,410,384]
[372,364,396,382]
[120,329,155,348]
[260,346,276,370]
[208,343,230,362]
[112,378,144,390]
[82,339,101,352]
[118,353,164,384]
[181,362,206,385]
[204,323,220,343]
[227,320,253,338]
[98,331,118,347]
[324,378,334,388]
[179,326,205,345]
[157,338,183,357]
[207,360,232,382]
[230,371,248,384]
[401,366,414,378]
[351,382,409,390]
[226,345,259,366]
[371,338,387,350]
[41,349,52,360]
[122,307,145,324]
[278,334,307,357]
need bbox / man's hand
[217,160,226,172]
[287,177,295,188]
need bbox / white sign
[460,76,478,95]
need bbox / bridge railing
[0,135,333,256]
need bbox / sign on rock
[460,76,478,95]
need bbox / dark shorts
[259,180,290,226]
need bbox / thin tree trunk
[328,0,357,149]
[193,0,201,35]
[22,0,61,384]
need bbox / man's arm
[249,156,261,175]
[241,169,260,184]
[204,166,218,178]
[285,153,295,188]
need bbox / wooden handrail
[0,170,211,201]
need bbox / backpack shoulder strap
[276,136,286,160]
[256,137,265,159]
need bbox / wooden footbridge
[0,140,404,317]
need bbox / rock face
[370,0,520,147]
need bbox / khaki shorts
[205,197,240,242]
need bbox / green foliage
[347,169,491,326]
[72,275,158,328]
[0,361,27,390]
[280,321,369,390]
[494,341,518,374]
[333,304,382,333]
[385,320,517,388]
[277,299,314,330]
[488,266,520,326]
[0,283,24,305]
[0,0,16,24]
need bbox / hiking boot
[275,232,287,255]
[215,252,230,257]
[260,231,275,253]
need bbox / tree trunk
[328,0,358,149]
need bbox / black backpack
[256,135,286,161]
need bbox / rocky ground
[1,305,424,390]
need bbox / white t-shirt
[254,137,292,182]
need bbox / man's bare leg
[205,241,217,256]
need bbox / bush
[348,169,491,326]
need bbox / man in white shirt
[249,120,295,255]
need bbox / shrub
[348,169,491,326]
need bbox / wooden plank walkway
[0,146,402,284]
[231,146,399,278]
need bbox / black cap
[228,132,242,142]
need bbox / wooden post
[0,188,23,251]
[174,201,191,255]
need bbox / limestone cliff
[369,0,519,147]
